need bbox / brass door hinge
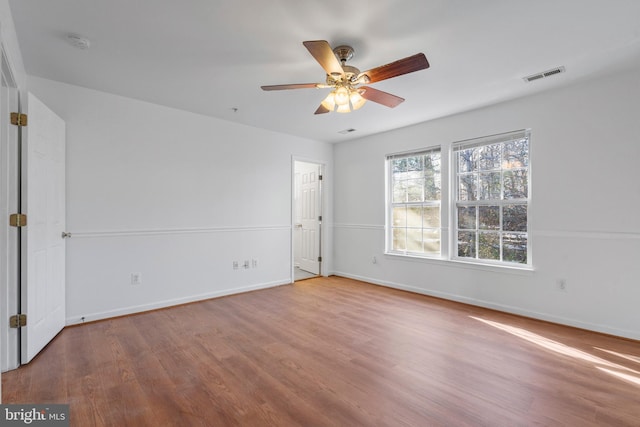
[10,112,28,127]
[9,314,27,328]
[318,256,322,262]
[9,213,27,227]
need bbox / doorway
[293,160,323,281]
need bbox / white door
[21,93,66,364]
[296,161,321,275]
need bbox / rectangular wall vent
[523,66,565,83]
[338,128,357,134]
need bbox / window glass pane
[479,144,502,170]
[503,233,527,263]
[457,206,476,230]
[478,206,500,230]
[425,153,441,173]
[392,207,407,227]
[424,174,441,200]
[504,169,528,199]
[479,172,501,200]
[503,139,529,168]
[503,205,527,232]
[392,158,407,173]
[457,231,476,258]
[458,149,477,172]
[407,179,423,202]
[393,180,407,203]
[478,232,500,260]
[406,228,423,252]
[458,174,477,201]
[407,156,423,172]
[392,228,406,251]
[423,206,440,228]
[423,229,441,254]
[387,148,441,258]
[407,206,423,228]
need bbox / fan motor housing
[327,45,360,85]
[333,45,355,63]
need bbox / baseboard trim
[332,271,639,341]
[65,279,291,325]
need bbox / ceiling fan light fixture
[321,92,336,110]
[336,103,351,113]
[350,90,366,110]
[334,87,350,106]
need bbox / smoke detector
[66,33,91,50]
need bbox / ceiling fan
[261,40,430,114]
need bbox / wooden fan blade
[360,86,405,108]
[303,40,344,76]
[261,83,320,91]
[314,104,330,115]
[359,53,429,84]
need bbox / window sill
[384,252,535,275]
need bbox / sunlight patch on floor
[470,316,640,387]
[596,367,640,387]
[594,347,640,365]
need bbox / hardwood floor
[3,276,639,426]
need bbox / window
[387,148,441,256]
[453,130,530,265]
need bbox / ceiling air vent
[523,66,565,83]
[338,128,357,134]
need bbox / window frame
[384,129,532,270]
[385,146,443,258]
[451,130,531,267]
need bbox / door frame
[1,44,21,383]
[291,157,325,281]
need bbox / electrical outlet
[556,279,567,292]
[233,261,239,270]
[252,259,258,268]
[131,272,142,285]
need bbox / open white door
[296,161,321,275]
[21,93,66,364]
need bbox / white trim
[534,230,640,240]
[66,279,291,325]
[291,156,327,278]
[382,251,534,274]
[332,223,384,230]
[452,129,529,151]
[67,225,290,239]
[331,272,639,341]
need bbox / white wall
[27,76,333,324]
[0,1,25,89]
[333,66,640,340]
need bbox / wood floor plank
[3,276,639,426]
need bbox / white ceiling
[8,0,640,143]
